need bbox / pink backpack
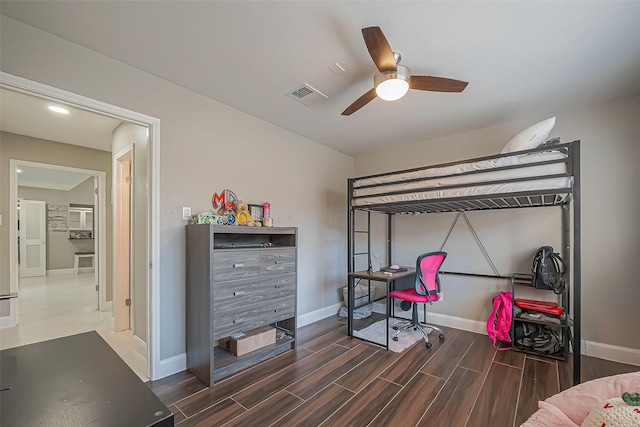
[486,291,512,350]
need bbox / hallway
[0,272,147,380]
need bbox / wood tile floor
[148,316,638,427]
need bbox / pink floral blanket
[522,371,640,426]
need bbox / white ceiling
[17,164,93,191]
[2,1,640,157]
[0,88,121,152]
[0,88,121,190]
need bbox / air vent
[291,86,314,99]
[285,83,328,106]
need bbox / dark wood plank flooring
[148,316,638,427]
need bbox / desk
[1,331,173,427]
[347,268,416,350]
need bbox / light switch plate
[182,207,191,220]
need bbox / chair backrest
[415,251,447,296]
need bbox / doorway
[114,146,133,331]
[1,71,161,380]
[10,160,107,309]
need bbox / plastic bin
[339,284,375,319]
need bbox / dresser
[186,225,297,386]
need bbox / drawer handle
[233,291,245,296]
[233,263,245,268]
[232,319,244,324]
[275,284,283,289]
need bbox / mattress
[352,152,571,207]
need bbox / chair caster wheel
[426,342,432,349]
[392,326,398,330]
[439,334,445,341]
[392,337,399,341]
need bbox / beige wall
[354,93,640,352]
[0,16,353,361]
[19,178,95,270]
[0,132,113,299]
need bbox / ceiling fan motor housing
[374,65,411,101]
[374,64,411,87]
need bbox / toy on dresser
[235,200,257,226]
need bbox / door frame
[10,160,106,306]
[1,71,162,380]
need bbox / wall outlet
[182,207,191,220]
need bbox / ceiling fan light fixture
[374,65,410,101]
[48,105,69,114]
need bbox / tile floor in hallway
[0,272,148,380]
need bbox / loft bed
[347,138,581,385]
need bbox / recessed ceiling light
[48,105,69,114]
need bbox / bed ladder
[349,210,373,273]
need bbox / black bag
[532,246,565,294]
[514,322,563,355]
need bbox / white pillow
[581,398,640,427]
[500,117,556,154]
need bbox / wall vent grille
[291,86,314,99]
[285,83,328,106]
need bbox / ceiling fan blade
[362,26,397,72]
[341,88,377,116]
[409,76,468,93]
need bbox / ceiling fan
[342,26,468,116]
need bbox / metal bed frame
[347,140,581,385]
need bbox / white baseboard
[150,306,640,380]
[372,302,486,334]
[47,268,75,275]
[157,353,186,380]
[132,334,148,377]
[585,339,640,367]
[298,302,342,328]
[370,302,640,366]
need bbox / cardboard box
[219,326,276,356]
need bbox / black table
[1,331,173,427]
[347,268,416,349]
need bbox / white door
[114,152,132,331]
[19,200,47,277]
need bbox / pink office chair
[389,251,447,348]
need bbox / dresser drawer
[213,296,295,339]
[213,274,296,312]
[260,249,296,275]
[213,250,260,281]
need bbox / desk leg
[385,281,389,351]
[347,276,354,338]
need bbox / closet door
[19,200,47,278]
